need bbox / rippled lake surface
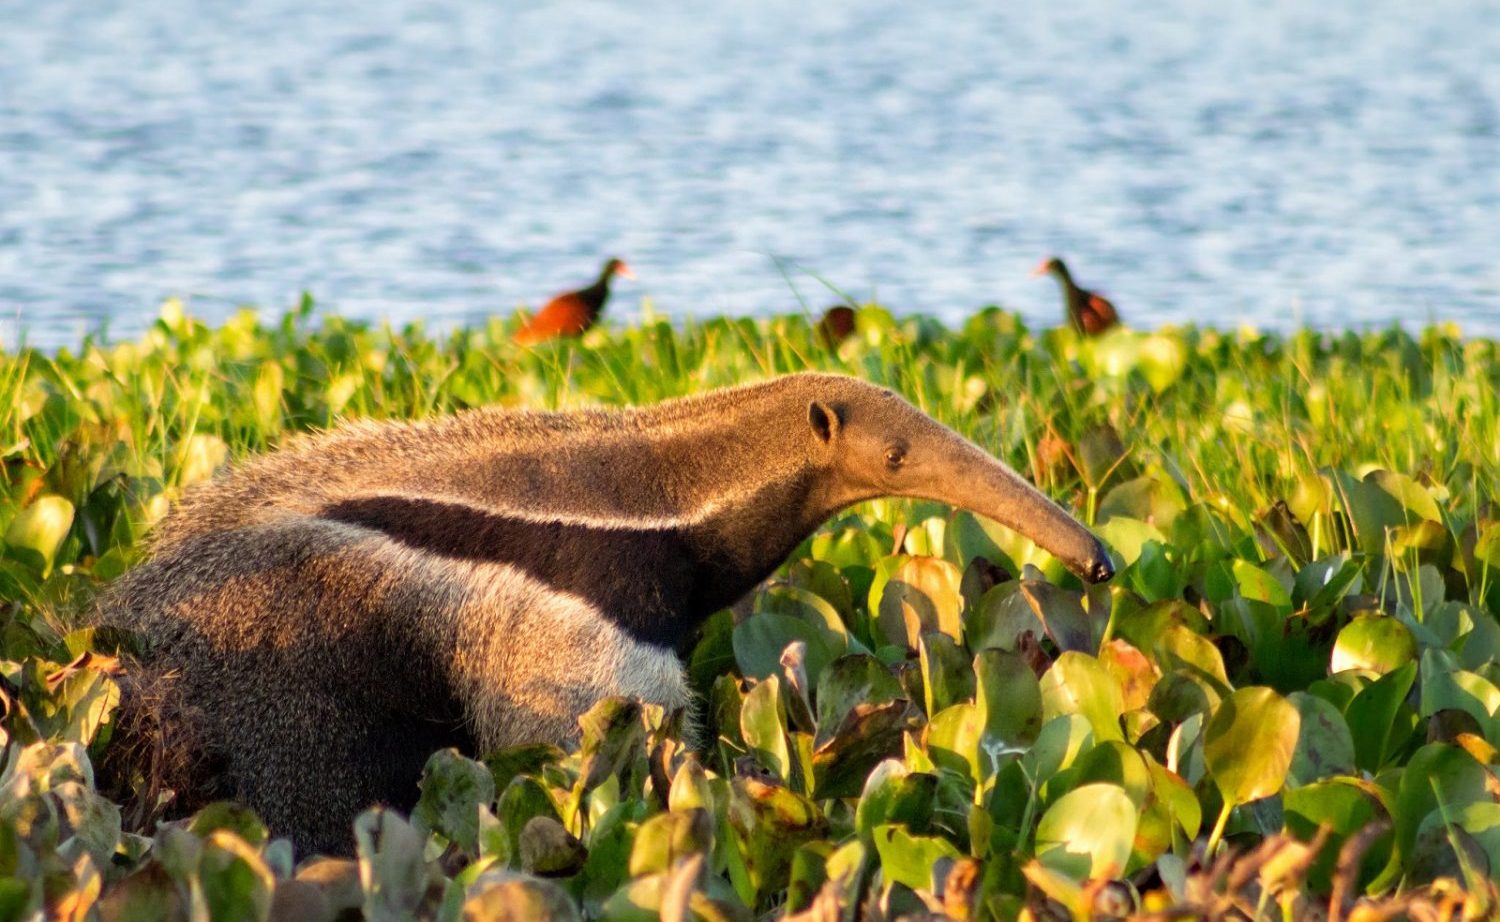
[2,0,1498,348]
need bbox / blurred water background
[2,0,1497,349]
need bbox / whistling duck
[1032,257,1120,335]
[514,257,634,345]
[817,304,857,348]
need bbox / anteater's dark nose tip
[1089,557,1115,584]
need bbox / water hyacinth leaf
[52,781,120,868]
[1040,652,1124,743]
[974,648,1043,750]
[1023,715,1096,786]
[575,697,646,796]
[1018,580,1094,653]
[627,809,713,877]
[1104,641,1158,713]
[878,556,963,648]
[726,776,825,910]
[901,516,947,558]
[732,614,836,685]
[520,817,587,877]
[175,433,228,488]
[1068,741,1151,809]
[756,584,848,644]
[1204,687,1300,807]
[1283,777,1392,889]
[785,842,833,913]
[493,777,565,868]
[1331,615,1416,676]
[741,677,791,782]
[1112,599,1209,654]
[1034,783,1138,881]
[1098,475,1186,529]
[870,823,961,891]
[966,581,1041,652]
[412,749,496,856]
[464,871,582,922]
[784,559,855,622]
[810,699,910,799]
[1285,692,1357,787]
[1411,803,1500,885]
[483,743,567,797]
[814,654,903,746]
[1147,669,1222,724]
[918,632,974,717]
[576,805,635,914]
[183,802,268,850]
[1392,744,1493,880]
[945,512,1012,580]
[926,703,983,782]
[855,760,938,841]
[4,495,74,574]
[1095,517,1166,567]
[1344,660,1418,772]
[354,808,430,922]
[809,525,885,571]
[1151,623,1229,691]
[198,831,275,922]
[1127,540,1187,603]
[1294,553,1362,610]
[1419,655,1500,744]
[1145,758,1202,845]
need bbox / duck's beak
[1029,260,1050,277]
[615,262,637,281]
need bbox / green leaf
[814,654,904,745]
[1018,580,1094,653]
[926,703,983,783]
[878,556,964,648]
[871,823,961,891]
[1283,776,1392,890]
[974,649,1043,751]
[855,760,938,841]
[198,831,275,922]
[354,808,429,921]
[1331,615,1416,675]
[1420,649,1500,744]
[810,699,910,799]
[918,632,974,717]
[1034,783,1138,881]
[1285,692,1356,787]
[1040,652,1124,743]
[1204,687,1300,806]
[1391,744,1493,882]
[741,677,791,782]
[4,495,74,574]
[413,748,496,856]
[1345,660,1418,772]
[1023,715,1096,786]
[733,614,836,684]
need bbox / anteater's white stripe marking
[364,531,690,750]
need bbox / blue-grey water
[3,0,1498,349]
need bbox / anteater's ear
[808,400,841,444]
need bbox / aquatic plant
[2,298,1498,919]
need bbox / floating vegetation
[2,298,1498,919]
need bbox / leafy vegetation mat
[2,299,1499,920]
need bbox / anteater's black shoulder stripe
[318,495,703,649]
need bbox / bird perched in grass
[817,304,857,348]
[1031,256,1120,335]
[514,257,635,345]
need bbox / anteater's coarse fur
[99,372,1113,855]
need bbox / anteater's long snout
[929,442,1116,585]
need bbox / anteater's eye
[884,446,906,470]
